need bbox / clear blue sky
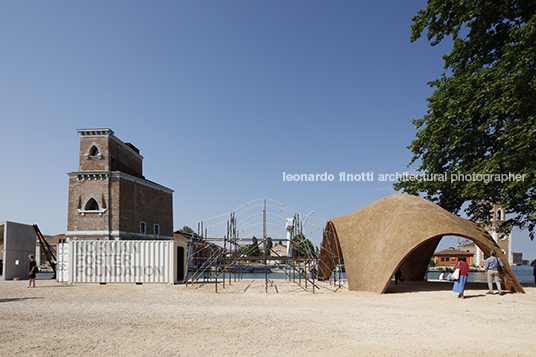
[1,1,534,258]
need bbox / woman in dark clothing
[28,254,37,288]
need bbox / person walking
[28,254,37,288]
[531,259,536,286]
[394,268,404,285]
[452,256,470,299]
[485,250,504,295]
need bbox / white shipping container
[56,241,69,283]
[57,240,188,284]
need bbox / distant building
[432,248,474,266]
[173,231,193,245]
[173,230,224,269]
[459,242,476,256]
[271,244,288,257]
[0,221,36,280]
[66,129,173,241]
[512,252,523,265]
[475,203,513,266]
[440,204,515,267]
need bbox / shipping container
[57,240,188,284]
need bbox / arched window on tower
[496,209,502,221]
[78,197,106,216]
[89,146,100,157]
[85,198,100,211]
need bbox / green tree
[266,237,273,250]
[238,246,250,257]
[292,234,317,258]
[395,1,536,238]
[250,236,261,257]
[181,226,195,234]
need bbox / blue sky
[1,1,534,258]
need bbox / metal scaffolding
[183,199,346,293]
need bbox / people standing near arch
[394,268,403,285]
[485,250,504,295]
[531,259,536,286]
[452,256,470,299]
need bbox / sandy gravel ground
[1,278,535,356]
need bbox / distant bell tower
[475,203,512,266]
[66,129,174,241]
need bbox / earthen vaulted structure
[319,194,524,294]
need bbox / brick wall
[116,176,173,238]
[67,129,173,241]
[67,175,111,238]
[109,136,143,178]
[79,135,110,171]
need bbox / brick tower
[475,203,512,266]
[66,129,174,240]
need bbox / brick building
[439,204,516,267]
[474,203,513,266]
[66,129,173,241]
[432,248,475,266]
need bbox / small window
[446,257,450,262]
[89,146,100,157]
[441,257,445,262]
[140,222,146,234]
[85,198,99,211]
[154,224,160,236]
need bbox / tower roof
[77,128,114,136]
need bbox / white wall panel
[65,240,187,284]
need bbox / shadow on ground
[385,281,494,294]
[0,297,44,303]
